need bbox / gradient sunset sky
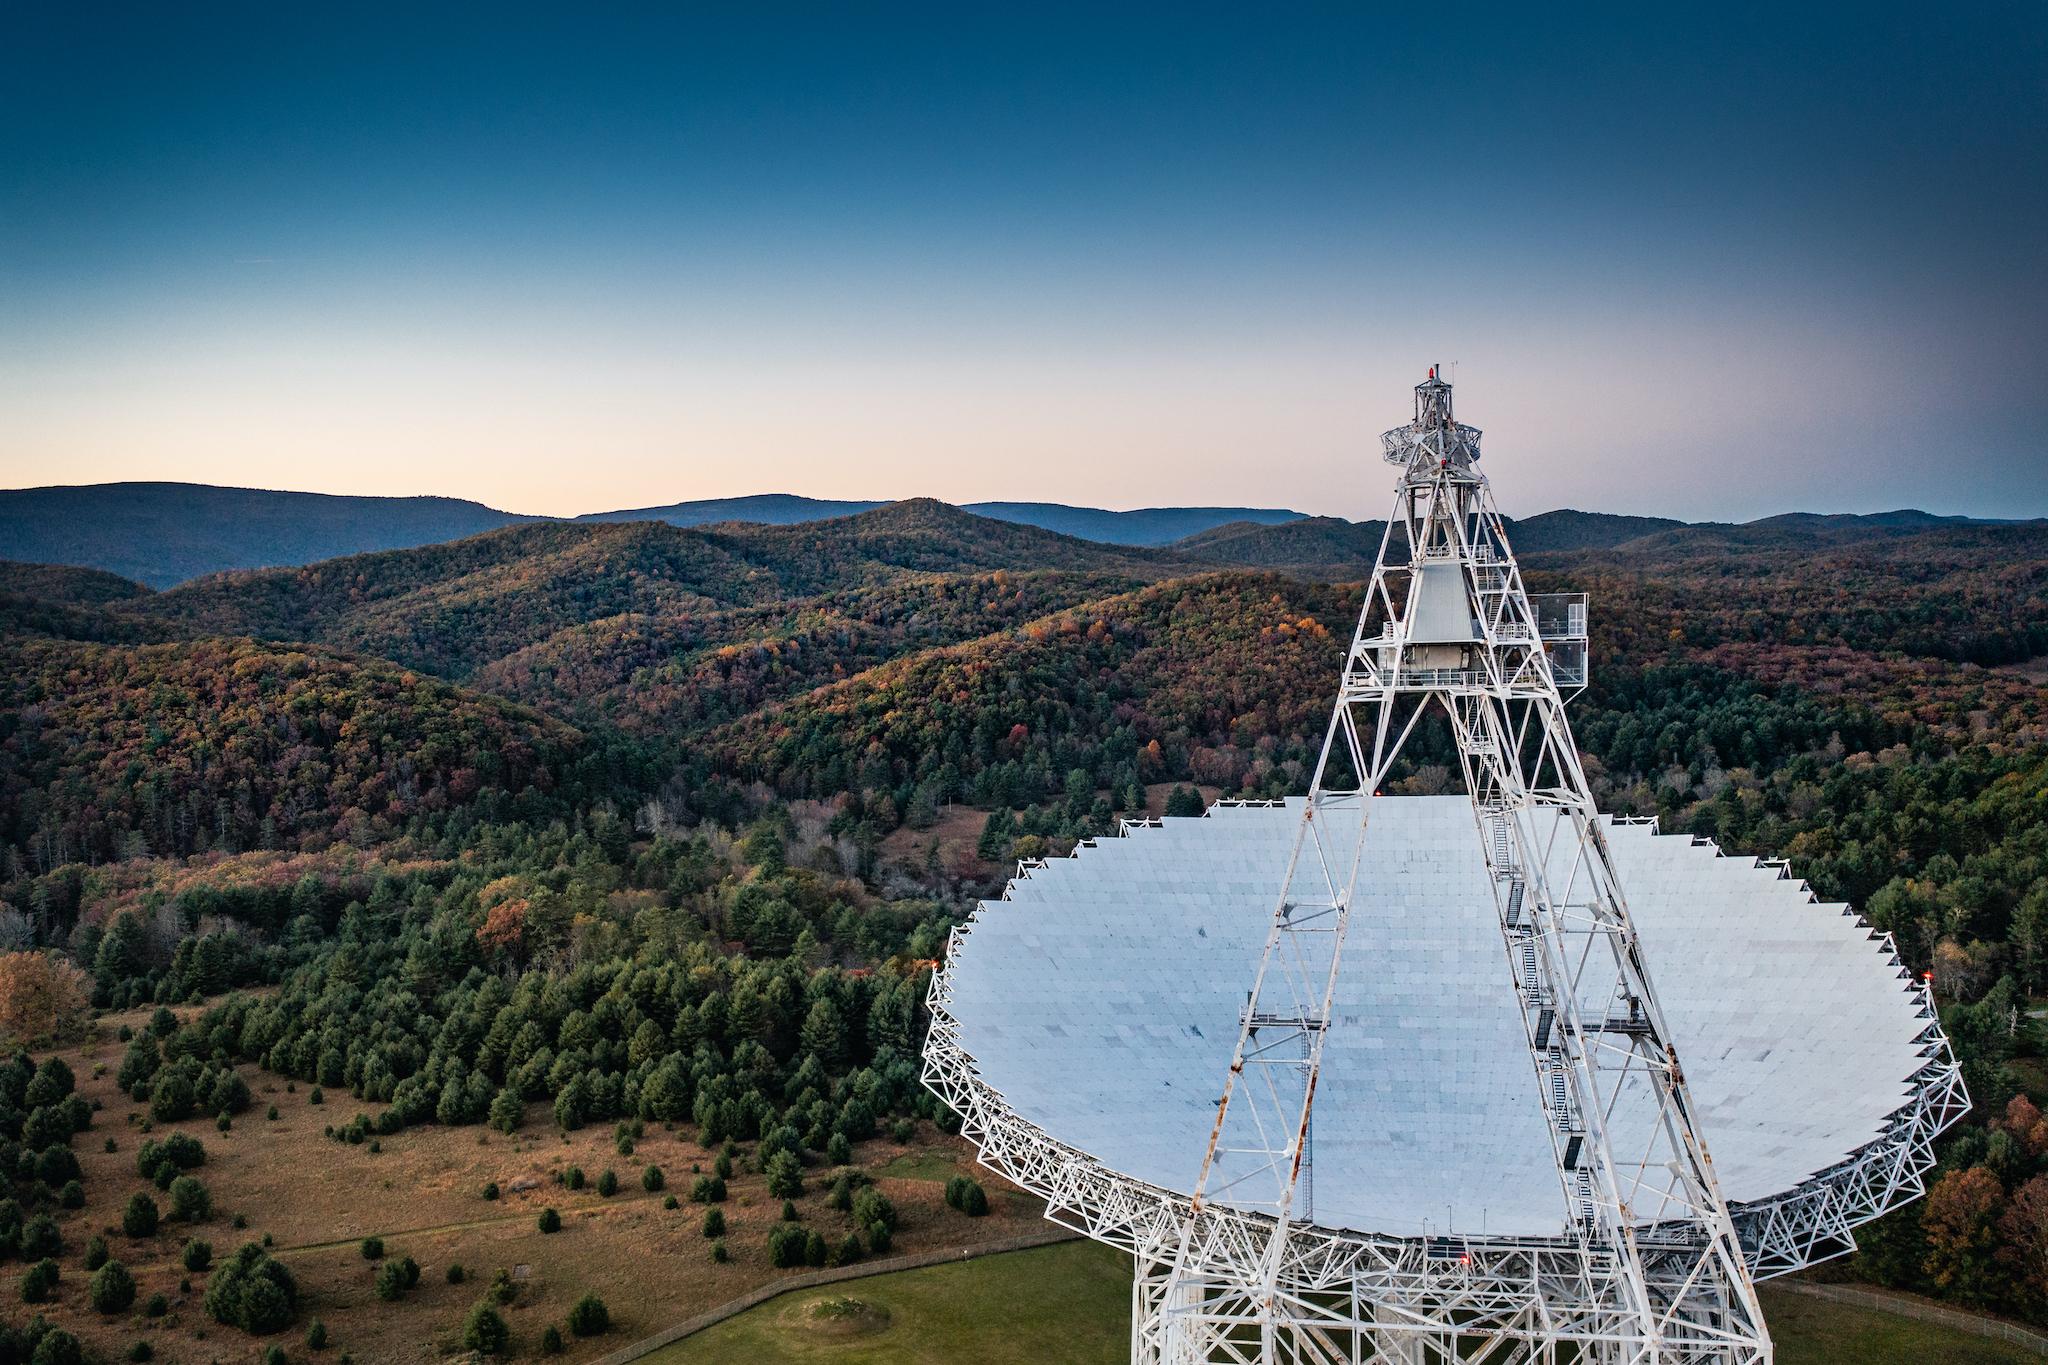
[4,4,2044,521]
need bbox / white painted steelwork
[922,372,1966,1364]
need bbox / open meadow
[21,1003,1031,1363]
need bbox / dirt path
[118,1188,672,1275]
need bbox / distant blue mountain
[0,482,536,588]
[962,501,1302,547]
[582,494,1305,547]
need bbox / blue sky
[3,3,2043,520]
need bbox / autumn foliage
[0,951,90,1046]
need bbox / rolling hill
[90,500,1184,680]
[1176,516,1387,576]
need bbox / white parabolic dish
[935,795,1962,1260]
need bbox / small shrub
[779,1199,798,1222]
[537,1207,562,1234]
[308,1087,323,1105]
[91,1259,138,1314]
[566,1293,610,1337]
[641,1164,663,1192]
[359,1236,383,1261]
[57,1181,83,1210]
[462,1302,509,1355]
[29,1329,82,1365]
[596,1169,618,1197]
[541,1323,564,1353]
[145,1292,168,1317]
[446,1262,466,1284]
[481,1182,499,1202]
[765,1150,803,1199]
[826,1133,851,1165]
[84,1235,110,1270]
[702,1207,725,1238]
[713,1150,734,1180]
[852,1187,898,1233]
[835,1232,863,1265]
[20,1257,59,1303]
[305,1320,328,1350]
[170,1175,212,1222]
[202,1242,299,1334]
[150,1073,197,1123]
[563,1166,584,1190]
[127,1343,152,1364]
[804,1230,828,1267]
[267,1106,280,1121]
[262,1347,285,1365]
[768,1223,807,1268]
[18,1213,59,1259]
[662,1193,679,1210]
[182,1238,213,1272]
[122,1192,159,1238]
[710,1237,729,1263]
[374,1255,419,1301]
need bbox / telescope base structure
[1127,1241,1768,1365]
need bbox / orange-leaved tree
[1923,1165,2008,1307]
[0,950,90,1047]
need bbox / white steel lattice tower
[1150,369,1771,1365]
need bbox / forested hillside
[0,503,2044,1342]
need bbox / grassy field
[1759,1286,2041,1365]
[649,1240,1129,1365]
[656,1241,2042,1365]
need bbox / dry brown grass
[29,1001,1031,1362]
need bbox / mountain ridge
[2,480,2036,588]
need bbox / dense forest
[0,500,2044,1334]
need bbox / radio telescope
[923,372,1967,1364]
